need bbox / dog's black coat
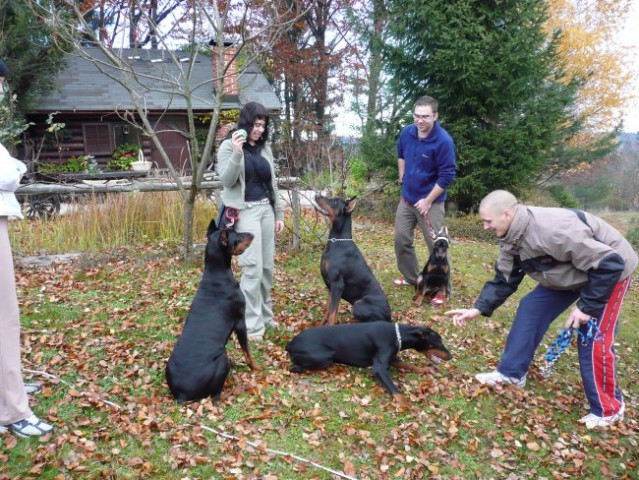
[414,236,451,306]
[315,195,391,324]
[165,219,258,403]
[286,321,451,403]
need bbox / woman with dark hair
[0,58,54,437]
[216,101,285,341]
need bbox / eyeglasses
[413,113,434,121]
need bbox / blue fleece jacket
[397,122,456,205]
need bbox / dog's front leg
[324,280,344,325]
[371,354,401,396]
[235,322,262,371]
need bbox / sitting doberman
[315,195,391,324]
[414,229,451,307]
[286,321,452,407]
[166,219,260,403]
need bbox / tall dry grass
[10,191,218,255]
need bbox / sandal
[25,383,42,395]
[392,277,411,286]
[7,415,53,438]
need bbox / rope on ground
[199,424,359,480]
[23,367,358,479]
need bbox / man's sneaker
[475,370,527,388]
[2,415,53,438]
[25,383,42,395]
[580,402,625,429]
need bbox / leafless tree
[27,0,305,261]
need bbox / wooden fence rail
[16,176,303,249]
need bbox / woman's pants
[0,216,32,425]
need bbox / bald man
[447,190,637,429]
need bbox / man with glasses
[393,95,456,297]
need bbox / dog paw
[393,393,409,410]
[430,295,445,306]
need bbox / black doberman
[414,232,451,307]
[286,321,452,407]
[166,219,260,403]
[315,195,391,324]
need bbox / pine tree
[0,0,69,118]
[384,0,596,210]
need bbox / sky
[333,2,639,137]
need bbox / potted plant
[107,143,140,171]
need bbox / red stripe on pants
[591,277,630,417]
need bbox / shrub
[107,143,140,171]
[37,155,94,174]
[626,216,639,250]
[547,185,580,208]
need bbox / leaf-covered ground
[2,217,638,479]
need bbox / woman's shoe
[6,415,53,438]
[24,383,42,395]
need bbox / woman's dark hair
[236,101,270,148]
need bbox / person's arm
[0,144,24,192]
[414,184,445,215]
[263,145,285,231]
[398,158,405,183]
[414,138,455,213]
[445,258,525,326]
[216,137,244,188]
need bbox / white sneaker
[475,370,527,388]
[2,415,53,437]
[582,403,625,429]
[25,383,42,395]
[265,321,280,330]
[247,333,264,342]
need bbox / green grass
[1,208,638,479]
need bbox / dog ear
[219,226,229,247]
[345,196,357,213]
[207,219,218,237]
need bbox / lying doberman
[414,230,451,307]
[286,321,451,406]
[315,195,391,324]
[166,219,260,403]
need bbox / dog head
[314,195,357,236]
[205,219,254,266]
[413,327,452,364]
[432,236,450,260]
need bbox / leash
[328,238,354,242]
[422,214,438,240]
[395,323,402,352]
[540,317,602,379]
[224,207,240,228]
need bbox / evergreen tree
[0,0,69,119]
[384,0,592,210]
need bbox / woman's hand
[275,220,285,235]
[231,130,246,154]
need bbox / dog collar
[328,238,354,242]
[395,323,402,351]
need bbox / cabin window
[83,124,113,155]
